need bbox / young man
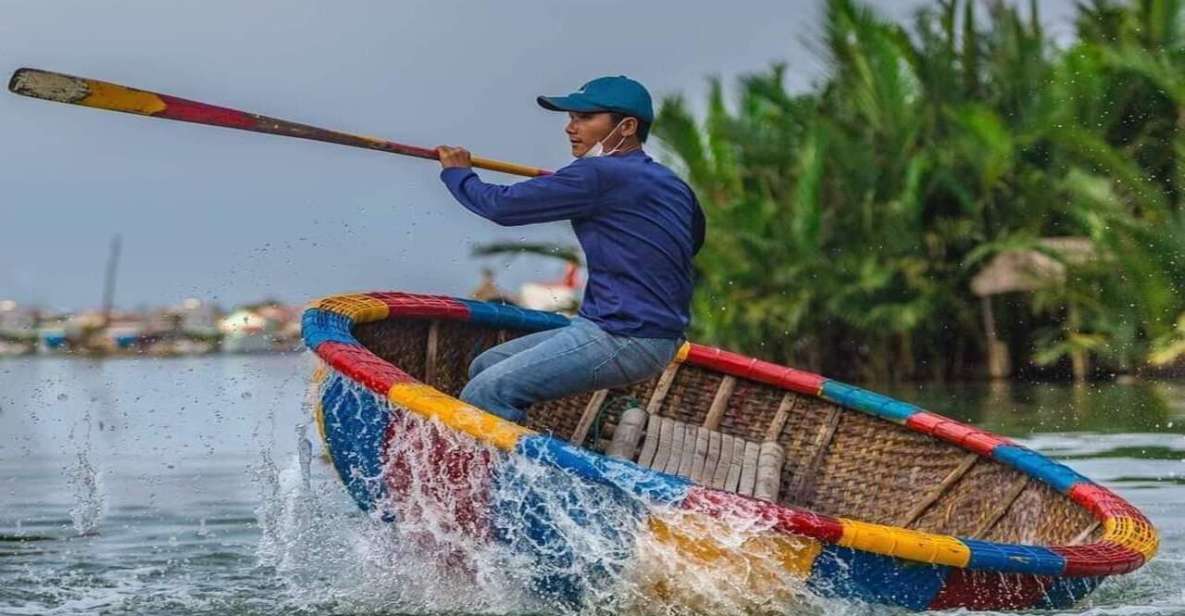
[436,75,705,424]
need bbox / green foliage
[657,0,1185,380]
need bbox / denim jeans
[459,317,684,423]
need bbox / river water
[0,355,1181,615]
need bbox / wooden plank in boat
[636,413,661,467]
[646,363,681,415]
[738,440,760,497]
[702,429,722,486]
[424,321,440,387]
[664,421,688,475]
[754,441,785,502]
[712,434,735,490]
[972,476,1030,538]
[650,417,676,472]
[702,375,737,431]
[676,425,698,478]
[570,389,610,445]
[897,452,979,528]
[786,404,842,504]
[725,435,745,493]
[689,427,710,483]
[764,393,797,442]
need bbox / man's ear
[620,117,638,138]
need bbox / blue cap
[537,76,654,124]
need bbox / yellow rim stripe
[675,342,690,363]
[647,515,822,577]
[309,293,390,323]
[387,382,533,451]
[838,518,971,567]
[309,361,331,455]
[1103,516,1160,561]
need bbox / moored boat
[302,290,1158,612]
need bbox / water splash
[250,376,868,615]
[67,450,102,537]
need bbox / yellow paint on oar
[81,80,166,115]
[471,155,549,178]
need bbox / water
[0,356,1181,615]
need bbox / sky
[0,0,1078,311]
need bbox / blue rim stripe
[960,538,1066,575]
[821,380,921,423]
[457,299,570,332]
[302,308,356,349]
[991,445,1089,494]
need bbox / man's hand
[436,145,472,169]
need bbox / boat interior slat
[424,322,440,387]
[971,476,1030,538]
[784,403,842,506]
[898,453,980,529]
[764,393,797,443]
[774,396,840,506]
[702,375,737,430]
[904,449,1018,534]
[646,364,681,415]
[637,414,661,468]
[571,389,610,445]
[712,434,735,490]
[689,427,710,483]
[981,481,1097,545]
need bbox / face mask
[580,118,629,159]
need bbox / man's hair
[608,111,650,142]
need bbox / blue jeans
[459,317,683,423]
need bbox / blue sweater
[440,150,704,339]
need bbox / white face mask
[579,118,629,159]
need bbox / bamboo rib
[424,321,439,386]
[897,453,980,528]
[702,375,737,430]
[787,405,842,504]
[763,393,798,442]
[570,389,609,445]
[971,477,1030,539]
[646,364,681,415]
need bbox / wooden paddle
[7,67,550,177]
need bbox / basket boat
[302,291,1158,612]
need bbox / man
[436,75,704,424]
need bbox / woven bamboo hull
[303,291,1158,612]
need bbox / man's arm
[436,146,599,226]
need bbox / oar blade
[10,68,168,116]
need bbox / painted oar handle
[8,68,551,178]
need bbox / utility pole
[100,234,121,328]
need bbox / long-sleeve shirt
[440,149,704,339]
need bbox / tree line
[656,0,1185,382]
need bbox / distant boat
[303,290,1158,612]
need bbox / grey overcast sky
[0,0,1078,310]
